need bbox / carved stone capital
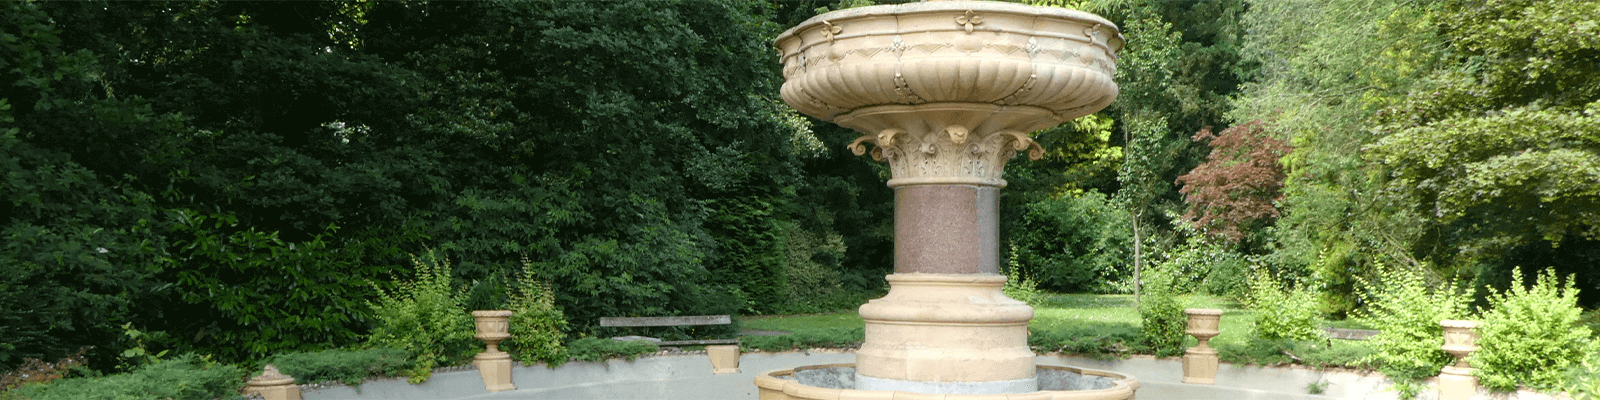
[840,103,1047,188]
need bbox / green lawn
[744,312,863,334]
[744,293,1248,344]
[741,292,1374,367]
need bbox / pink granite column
[894,185,1000,274]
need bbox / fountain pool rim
[755,363,1139,400]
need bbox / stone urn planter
[1182,309,1223,384]
[242,365,300,400]
[472,310,515,392]
[1440,319,1479,367]
[769,1,1126,397]
[1439,320,1479,400]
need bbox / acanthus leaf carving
[945,125,970,145]
[849,135,876,157]
[996,131,1046,160]
[846,126,1048,187]
[877,128,907,149]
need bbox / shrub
[1566,347,1600,400]
[1149,231,1251,298]
[1027,323,1140,360]
[1138,272,1188,357]
[366,250,476,383]
[11,354,243,400]
[505,267,568,367]
[1010,191,1133,293]
[565,337,658,362]
[776,223,855,314]
[1245,271,1321,341]
[266,348,411,387]
[1472,269,1594,392]
[1354,264,1468,398]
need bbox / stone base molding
[855,273,1036,393]
[474,351,515,392]
[707,345,742,374]
[1181,348,1219,385]
[1438,366,1478,400]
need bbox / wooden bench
[599,315,740,346]
[1324,327,1379,340]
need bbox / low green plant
[266,348,411,387]
[505,266,569,367]
[1354,264,1469,399]
[1002,244,1043,306]
[1566,348,1600,400]
[565,337,658,362]
[1244,271,1321,341]
[366,250,477,383]
[1472,269,1594,392]
[740,328,864,352]
[12,354,244,400]
[1306,379,1328,395]
[1137,272,1187,357]
[116,323,168,370]
[1215,334,1372,369]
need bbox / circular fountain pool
[755,364,1138,400]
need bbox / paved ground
[301,350,1566,400]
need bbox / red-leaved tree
[1176,119,1292,242]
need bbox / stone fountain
[757,1,1134,399]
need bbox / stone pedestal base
[1439,366,1477,400]
[707,345,741,374]
[243,365,301,400]
[475,351,515,392]
[1182,348,1218,384]
[855,273,1037,394]
[243,384,301,400]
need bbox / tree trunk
[1132,210,1143,305]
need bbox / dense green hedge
[8,355,244,400]
[0,0,894,371]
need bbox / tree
[1229,0,1446,315]
[1367,0,1600,305]
[1176,119,1291,242]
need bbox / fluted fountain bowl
[774,1,1123,135]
